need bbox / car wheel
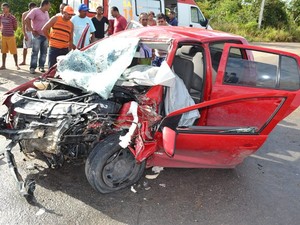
[85,133,145,193]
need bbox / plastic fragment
[145,174,159,180]
[130,186,137,193]
[159,183,166,188]
[152,166,164,174]
[35,208,46,216]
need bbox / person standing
[92,6,109,41]
[71,4,95,49]
[168,11,178,26]
[25,0,51,74]
[111,6,127,34]
[152,13,168,67]
[0,2,20,70]
[19,2,37,66]
[147,11,156,26]
[58,3,67,15]
[139,13,148,27]
[42,6,75,68]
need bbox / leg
[38,36,48,70]
[0,53,7,69]
[7,36,19,70]
[30,35,41,72]
[19,48,27,65]
[1,36,8,69]
[13,54,20,70]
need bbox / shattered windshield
[57,37,140,99]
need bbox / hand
[24,33,28,41]
[32,30,39,37]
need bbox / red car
[1,26,300,198]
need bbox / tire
[85,133,145,193]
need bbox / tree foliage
[2,0,61,22]
[196,0,299,41]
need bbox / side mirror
[162,127,176,157]
[200,18,209,29]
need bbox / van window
[135,0,162,16]
[88,0,103,12]
[191,6,205,24]
[65,0,82,12]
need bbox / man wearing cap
[71,4,95,49]
[25,0,51,74]
[42,6,75,68]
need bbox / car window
[209,41,243,83]
[224,47,300,91]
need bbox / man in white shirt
[71,4,95,49]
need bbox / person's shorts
[23,31,32,49]
[1,36,17,54]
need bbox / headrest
[179,46,201,57]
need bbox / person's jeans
[48,47,69,69]
[30,35,48,70]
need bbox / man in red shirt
[0,3,20,70]
[111,6,127,34]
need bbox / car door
[158,91,295,168]
[208,43,300,127]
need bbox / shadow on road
[10,123,300,225]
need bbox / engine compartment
[7,78,153,167]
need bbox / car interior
[172,44,205,104]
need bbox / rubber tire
[85,133,145,194]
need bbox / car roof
[114,26,247,44]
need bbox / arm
[25,10,38,37]
[42,16,58,40]
[105,17,109,34]
[13,16,17,31]
[89,19,96,43]
[69,23,76,50]
[21,12,28,40]
[121,18,127,30]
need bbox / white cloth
[71,16,96,48]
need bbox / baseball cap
[78,4,89,11]
[63,6,75,15]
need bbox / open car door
[209,43,300,127]
[156,91,295,168]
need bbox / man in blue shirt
[169,10,178,26]
[71,4,95,49]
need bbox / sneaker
[39,67,46,73]
[30,68,36,74]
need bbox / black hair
[41,0,50,7]
[111,6,119,13]
[29,2,37,9]
[156,13,166,20]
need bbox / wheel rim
[102,148,138,188]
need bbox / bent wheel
[85,133,145,193]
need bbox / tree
[2,0,61,22]
[288,0,300,25]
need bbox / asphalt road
[0,44,300,225]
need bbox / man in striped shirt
[0,2,20,70]
[42,6,75,68]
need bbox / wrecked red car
[1,26,300,198]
